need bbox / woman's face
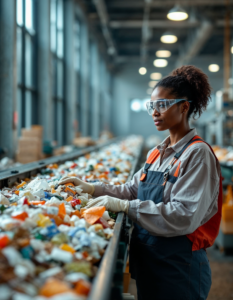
[151,86,189,131]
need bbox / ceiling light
[139,67,147,75]
[153,59,168,67]
[148,81,158,88]
[156,50,171,57]
[107,46,116,55]
[147,88,153,95]
[131,99,141,112]
[216,91,222,97]
[208,64,219,72]
[229,78,233,85]
[161,32,178,44]
[150,73,162,80]
[167,5,188,21]
[231,46,233,54]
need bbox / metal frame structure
[16,0,38,132]
[50,0,65,146]
[0,137,143,300]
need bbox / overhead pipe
[93,0,116,56]
[224,0,231,89]
[176,20,213,67]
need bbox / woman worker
[59,65,222,300]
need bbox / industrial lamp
[156,50,171,57]
[148,81,158,88]
[153,59,168,67]
[208,64,219,72]
[161,32,178,44]
[139,67,147,75]
[150,73,162,80]
[167,5,188,21]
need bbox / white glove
[58,176,95,195]
[85,195,129,213]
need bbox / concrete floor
[207,246,233,300]
[126,246,233,300]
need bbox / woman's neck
[169,123,191,147]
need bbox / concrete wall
[111,56,224,141]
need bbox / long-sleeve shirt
[93,129,221,237]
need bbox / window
[50,0,64,145]
[16,0,37,135]
[99,59,105,133]
[74,17,81,134]
[88,41,95,137]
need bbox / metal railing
[88,141,143,300]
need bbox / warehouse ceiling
[82,0,233,66]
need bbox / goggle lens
[146,99,191,115]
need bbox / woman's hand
[86,195,129,213]
[58,176,95,195]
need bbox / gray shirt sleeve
[93,167,143,200]
[128,145,220,237]
[93,148,154,200]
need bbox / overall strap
[163,135,203,184]
[140,149,160,181]
[174,135,203,160]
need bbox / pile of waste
[0,136,142,300]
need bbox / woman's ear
[182,101,190,114]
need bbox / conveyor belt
[0,137,122,188]
[88,142,143,300]
[0,136,143,300]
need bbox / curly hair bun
[156,65,212,119]
[171,65,210,94]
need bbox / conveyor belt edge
[87,141,143,300]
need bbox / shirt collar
[157,128,198,154]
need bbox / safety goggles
[146,99,192,115]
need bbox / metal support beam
[93,0,116,56]
[64,0,76,144]
[103,68,112,132]
[110,20,200,29]
[115,54,222,64]
[80,24,89,136]
[110,19,233,29]
[0,0,16,158]
[91,44,100,139]
[224,7,231,89]
[140,0,152,62]
[176,21,213,67]
[108,0,233,8]
[37,0,53,141]
[117,42,180,50]
[231,37,233,83]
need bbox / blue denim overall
[129,138,212,300]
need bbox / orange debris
[65,187,76,196]
[30,201,46,205]
[64,182,75,187]
[39,278,72,297]
[75,280,91,296]
[66,196,73,202]
[16,181,26,189]
[83,206,105,225]
[12,211,28,221]
[58,203,66,219]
